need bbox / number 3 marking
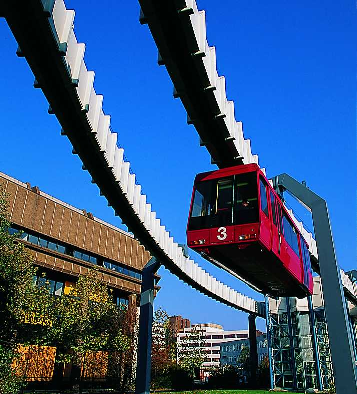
[217,227,227,240]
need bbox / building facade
[169,315,191,335]
[267,275,357,391]
[0,171,154,382]
[177,323,253,370]
[220,334,268,367]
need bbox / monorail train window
[234,172,259,225]
[300,240,312,286]
[270,192,278,226]
[191,180,215,218]
[216,179,233,211]
[282,213,300,256]
[215,178,234,226]
[259,179,269,217]
[189,180,216,230]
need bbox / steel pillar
[248,313,258,386]
[273,173,357,394]
[285,297,297,390]
[307,296,323,391]
[265,297,274,390]
[135,257,161,394]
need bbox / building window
[9,225,142,281]
[115,296,129,309]
[34,275,64,297]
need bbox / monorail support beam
[286,297,297,390]
[135,257,161,394]
[273,173,357,394]
[248,313,258,387]
[307,296,323,391]
[265,297,274,390]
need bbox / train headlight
[190,239,206,245]
[239,234,257,240]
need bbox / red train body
[187,164,313,298]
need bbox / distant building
[177,323,261,370]
[169,315,191,335]
[220,333,268,367]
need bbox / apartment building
[177,323,254,370]
[220,333,268,366]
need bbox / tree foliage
[151,308,176,389]
[177,325,207,378]
[0,188,137,392]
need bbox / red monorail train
[187,164,313,298]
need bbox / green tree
[177,325,207,379]
[0,187,137,392]
[151,308,176,389]
[237,345,250,382]
[0,188,54,392]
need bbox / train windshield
[188,172,259,230]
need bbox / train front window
[188,178,234,230]
[189,180,216,230]
[188,172,259,230]
[191,180,215,218]
[234,172,259,225]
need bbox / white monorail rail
[2,0,355,313]
[2,0,264,316]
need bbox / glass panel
[188,180,217,230]
[214,178,234,226]
[234,172,259,225]
[8,227,17,235]
[191,180,216,218]
[48,241,57,251]
[55,281,63,296]
[259,179,269,217]
[39,238,48,248]
[73,250,82,259]
[89,256,97,264]
[28,234,39,245]
[37,277,46,287]
[301,240,312,286]
[49,279,56,294]
[283,214,300,256]
[270,192,278,226]
[81,253,89,262]
[19,232,28,241]
[57,244,65,254]
[217,180,233,210]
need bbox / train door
[259,178,271,249]
[270,191,281,256]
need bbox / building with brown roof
[0,171,153,307]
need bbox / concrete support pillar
[135,257,161,394]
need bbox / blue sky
[0,1,355,331]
